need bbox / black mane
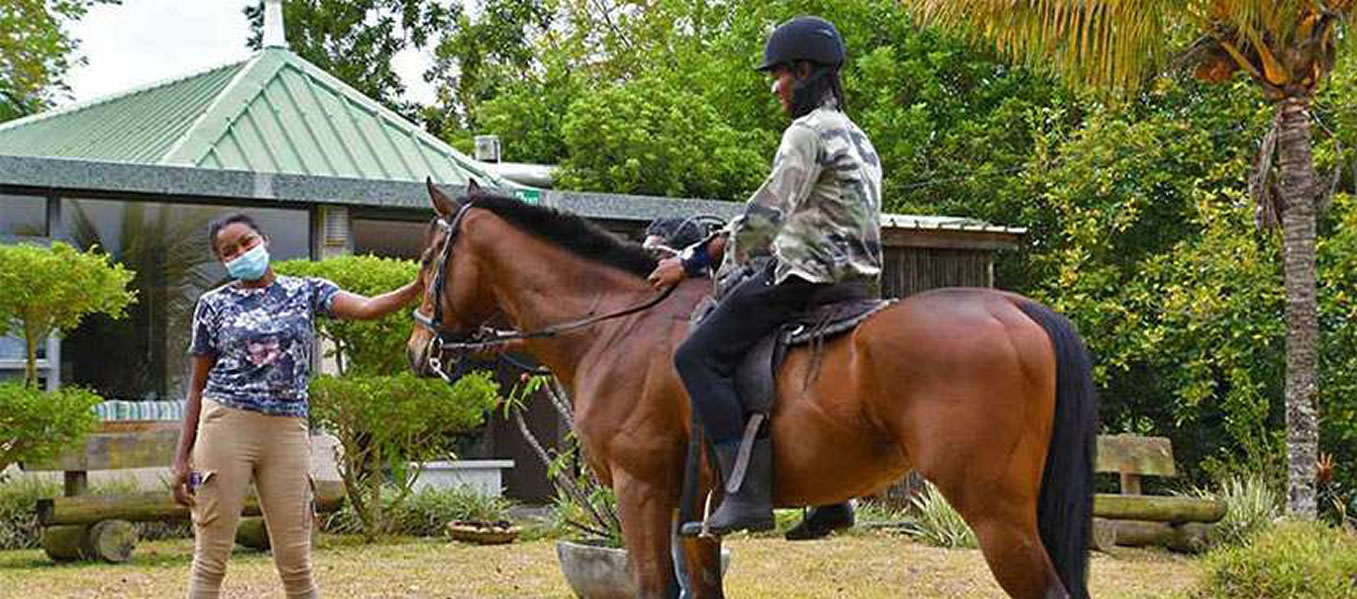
[465,190,658,277]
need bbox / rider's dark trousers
[675,264,823,444]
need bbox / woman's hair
[790,62,847,119]
[207,213,264,256]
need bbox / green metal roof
[0,49,514,187]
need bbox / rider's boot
[681,438,775,537]
[784,501,855,541]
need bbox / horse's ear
[427,177,456,217]
[467,178,483,197]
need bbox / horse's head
[406,178,501,377]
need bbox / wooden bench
[22,421,344,562]
[1090,434,1225,552]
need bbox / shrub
[501,375,622,547]
[0,477,60,550]
[1194,520,1357,599]
[310,371,499,541]
[0,383,102,475]
[325,485,513,538]
[1194,474,1281,548]
[272,255,419,376]
[908,482,977,549]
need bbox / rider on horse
[647,15,883,537]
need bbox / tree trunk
[23,324,39,389]
[1276,96,1320,519]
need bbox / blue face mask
[225,243,270,281]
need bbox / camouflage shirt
[188,275,340,418]
[721,100,883,285]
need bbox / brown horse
[406,182,1095,599]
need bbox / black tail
[1016,300,1096,599]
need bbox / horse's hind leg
[931,465,1068,598]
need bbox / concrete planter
[556,539,731,599]
[410,460,514,496]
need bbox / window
[59,198,310,401]
[0,194,48,237]
[354,218,428,259]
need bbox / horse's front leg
[614,472,683,599]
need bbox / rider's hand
[647,257,685,289]
[172,459,194,507]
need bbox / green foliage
[907,482,976,549]
[0,477,58,550]
[309,371,499,541]
[1194,474,1282,548]
[435,0,1066,205]
[325,485,513,537]
[0,383,101,476]
[0,242,136,387]
[1194,520,1357,599]
[0,0,115,122]
[558,77,766,200]
[273,255,418,376]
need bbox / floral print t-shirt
[188,275,340,418]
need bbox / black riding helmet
[756,16,846,72]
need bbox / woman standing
[171,213,422,598]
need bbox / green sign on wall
[514,189,542,204]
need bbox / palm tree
[907,0,1354,518]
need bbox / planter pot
[446,520,520,545]
[556,539,731,599]
[412,460,515,497]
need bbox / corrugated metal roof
[0,61,246,163]
[881,213,1027,235]
[0,49,514,188]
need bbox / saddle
[689,275,894,415]
[679,279,893,535]
[735,284,893,415]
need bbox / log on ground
[235,517,270,551]
[38,480,345,526]
[40,520,138,562]
[1112,520,1213,553]
[1092,493,1225,523]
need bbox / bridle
[412,201,678,382]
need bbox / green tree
[909,0,1355,519]
[0,384,101,478]
[245,0,449,122]
[557,76,767,199]
[425,0,552,139]
[0,242,135,388]
[0,0,117,122]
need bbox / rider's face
[769,64,804,116]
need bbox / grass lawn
[0,531,1200,598]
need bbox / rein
[412,201,677,382]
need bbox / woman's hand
[171,457,194,507]
[647,257,685,289]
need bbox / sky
[62,0,437,106]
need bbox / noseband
[412,201,678,382]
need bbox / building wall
[882,246,993,298]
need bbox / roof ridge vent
[263,0,288,49]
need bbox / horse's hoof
[785,503,855,541]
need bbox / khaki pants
[188,399,318,599]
